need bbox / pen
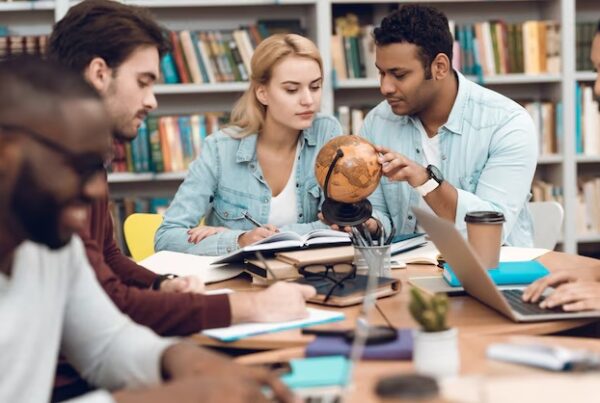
[243,211,262,228]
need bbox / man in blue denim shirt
[362,5,537,247]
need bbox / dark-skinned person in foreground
[0,55,293,403]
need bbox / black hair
[48,0,170,73]
[374,5,453,79]
[0,55,100,120]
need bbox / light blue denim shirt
[361,72,538,247]
[155,114,343,256]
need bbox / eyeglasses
[0,123,111,185]
[299,263,357,303]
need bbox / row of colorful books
[110,112,229,174]
[452,20,560,76]
[336,99,561,156]
[0,33,48,59]
[330,14,376,80]
[110,197,171,255]
[575,84,600,156]
[576,22,597,72]
[161,19,303,84]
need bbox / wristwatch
[151,273,179,290]
[414,165,444,197]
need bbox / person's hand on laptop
[536,282,600,311]
[522,268,600,311]
[160,275,205,294]
[229,282,316,323]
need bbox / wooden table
[192,251,598,350]
[235,335,600,403]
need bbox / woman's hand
[187,225,228,244]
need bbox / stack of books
[575,84,600,156]
[576,21,597,71]
[0,33,48,60]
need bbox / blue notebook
[443,261,550,287]
[280,356,350,389]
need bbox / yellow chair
[123,213,163,262]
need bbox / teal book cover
[443,261,549,287]
[280,356,350,390]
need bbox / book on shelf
[453,19,560,77]
[575,83,600,156]
[336,105,372,134]
[0,33,48,59]
[213,229,352,264]
[576,22,597,72]
[531,180,563,204]
[519,100,560,156]
[332,14,376,81]
[109,112,228,175]
[159,19,303,85]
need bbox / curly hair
[374,5,453,79]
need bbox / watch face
[428,165,444,183]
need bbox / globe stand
[321,149,373,227]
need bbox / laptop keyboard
[501,289,565,316]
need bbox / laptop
[413,207,600,322]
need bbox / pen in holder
[353,245,392,277]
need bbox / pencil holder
[353,245,392,277]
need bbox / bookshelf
[5,0,600,254]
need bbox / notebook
[244,257,300,280]
[201,307,345,342]
[295,275,400,307]
[139,251,244,284]
[442,260,550,287]
[213,229,351,264]
[306,328,413,360]
[394,241,442,265]
[276,246,354,267]
[390,233,427,255]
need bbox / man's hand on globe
[318,212,380,234]
[375,145,429,188]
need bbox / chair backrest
[123,213,163,262]
[528,201,564,250]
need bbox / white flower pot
[413,327,460,378]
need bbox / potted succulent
[409,287,459,378]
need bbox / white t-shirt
[0,237,174,403]
[268,143,300,227]
[416,120,441,218]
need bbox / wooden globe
[315,135,382,203]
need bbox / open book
[140,251,244,284]
[213,229,351,264]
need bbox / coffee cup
[464,211,505,269]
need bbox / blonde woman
[155,34,343,256]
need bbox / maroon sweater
[82,193,231,335]
[54,187,231,395]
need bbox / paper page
[140,251,244,284]
[202,307,345,342]
[500,246,550,262]
[394,241,440,265]
[303,229,350,241]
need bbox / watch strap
[415,178,440,197]
[151,273,179,290]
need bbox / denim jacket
[155,114,343,256]
[361,72,538,247]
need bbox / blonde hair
[226,33,323,137]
